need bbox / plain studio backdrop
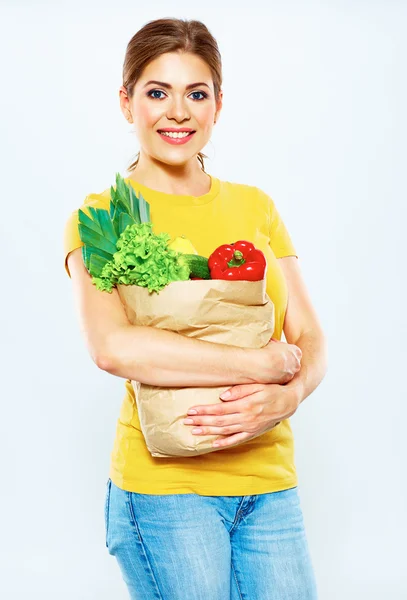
[1,0,405,598]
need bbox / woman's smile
[157,130,197,145]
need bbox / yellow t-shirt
[64,174,299,496]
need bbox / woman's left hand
[184,383,301,449]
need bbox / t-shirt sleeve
[63,191,110,278]
[63,209,83,278]
[258,187,298,259]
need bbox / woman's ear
[214,90,223,124]
[119,86,132,122]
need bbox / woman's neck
[127,160,211,196]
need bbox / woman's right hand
[254,337,302,385]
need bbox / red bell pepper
[208,240,266,281]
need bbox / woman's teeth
[159,131,193,138]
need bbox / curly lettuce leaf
[91,222,190,293]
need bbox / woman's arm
[278,256,328,404]
[283,328,327,405]
[68,248,279,387]
[102,324,271,387]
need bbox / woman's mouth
[157,130,196,145]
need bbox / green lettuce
[91,222,190,293]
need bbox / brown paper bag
[116,277,274,458]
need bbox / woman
[64,17,327,600]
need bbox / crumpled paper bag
[116,277,274,458]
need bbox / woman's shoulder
[218,177,270,208]
[81,187,111,209]
[218,177,258,193]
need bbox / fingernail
[187,409,198,415]
[192,428,202,434]
[220,391,231,399]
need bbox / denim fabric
[104,478,318,600]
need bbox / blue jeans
[104,478,318,599]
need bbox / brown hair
[122,18,222,174]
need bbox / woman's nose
[166,98,190,121]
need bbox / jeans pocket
[104,478,112,548]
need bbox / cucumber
[182,253,211,279]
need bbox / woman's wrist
[237,347,271,384]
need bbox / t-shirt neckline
[123,174,220,206]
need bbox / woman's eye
[146,89,208,101]
[190,91,208,100]
[147,89,166,100]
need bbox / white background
[1,0,406,598]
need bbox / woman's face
[120,51,222,167]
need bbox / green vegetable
[78,172,151,279]
[92,222,191,293]
[182,254,211,279]
[77,173,192,293]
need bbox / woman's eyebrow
[143,80,210,90]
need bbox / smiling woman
[64,16,323,600]
[119,34,223,191]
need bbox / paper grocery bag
[116,277,274,458]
